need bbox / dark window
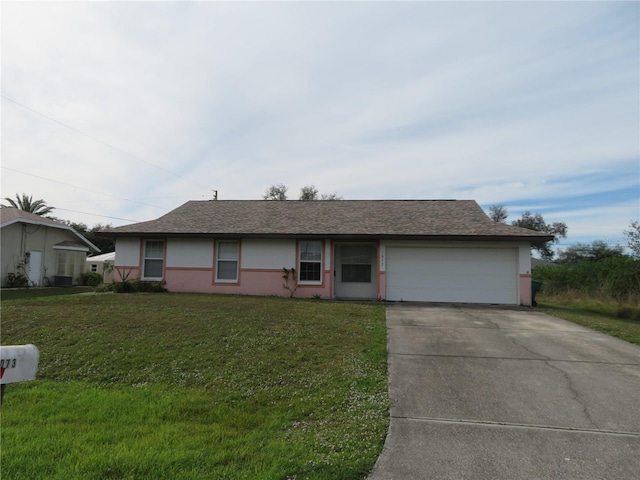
[342,264,371,283]
[299,241,322,283]
[143,240,164,279]
[216,241,239,282]
[300,261,321,282]
[340,244,374,283]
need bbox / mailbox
[0,344,39,384]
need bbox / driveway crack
[479,328,600,430]
[543,360,600,430]
[390,415,640,437]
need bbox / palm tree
[2,193,55,216]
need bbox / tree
[557,240,624,264]
[298,185,343,201]
[264,184,343,201]
[67,222,115,253]
[319,192,343,201]
[263,184,288,200]
[2,193,55,216]
[624,220,640,258]
[488,204,508,224]
[512,211,568,261]
[299,185,319,200]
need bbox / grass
[537,294,640,346]
[1,286,94,301]
[0,291,389,480]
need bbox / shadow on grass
[538,302,640,327]
[1,287,94,301]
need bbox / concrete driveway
[368,304,640,480]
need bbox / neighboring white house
[1,208,100,287]
[86,251,115,283]
[100,200,553,305]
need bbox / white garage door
[386,247,518,304]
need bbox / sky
[2,1,639,253]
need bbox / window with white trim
[298,241,322,283]
[216,241,239,282]
[143,240,164,279]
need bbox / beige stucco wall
[1,222,89,287]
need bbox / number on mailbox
[0,344,39,384]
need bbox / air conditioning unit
[52,275,73,287]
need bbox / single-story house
[1,208,100,287]
[86,251,116,283]
[100,200,552,305]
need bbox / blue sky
[2,1,638,253]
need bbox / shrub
[130,280,167,293]
[94,283,114,293]
[6,272,29,288]
[111,280,166,293]
[112,280,136,293]
[80,272,103,287]
[616,306,640,321]
[534,256,640,304]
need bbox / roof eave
[97,231,554,243]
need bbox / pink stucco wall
[162,267,333,298]
[519,274,532,306]
[377,271,386,299]
[114,238,530,304]
[113,266,140,281]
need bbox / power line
[4,165,207,203]
[53,208,141,223]
[1,94,211,190]
[2,166,164,210]
[2,165,217,225]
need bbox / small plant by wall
[108,266,167,293]
[112,266,134,293]
[282,267,297,298]
[6,272,29,288]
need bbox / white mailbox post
[0,344,39,406]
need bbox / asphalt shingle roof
[0,207,67,227]
[1,208,101,252]
[102,200,552,243]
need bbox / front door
[28,251,42,286]
[334,243,377,299]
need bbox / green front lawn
[538,295,640,346]
[1,293,389,480]
[1,286,94,301]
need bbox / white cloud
[1,1,638,245]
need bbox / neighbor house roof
[101,200,553,243]
[87,251,116,262]
[0,208,100,252]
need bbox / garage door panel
[386,247,517,304]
